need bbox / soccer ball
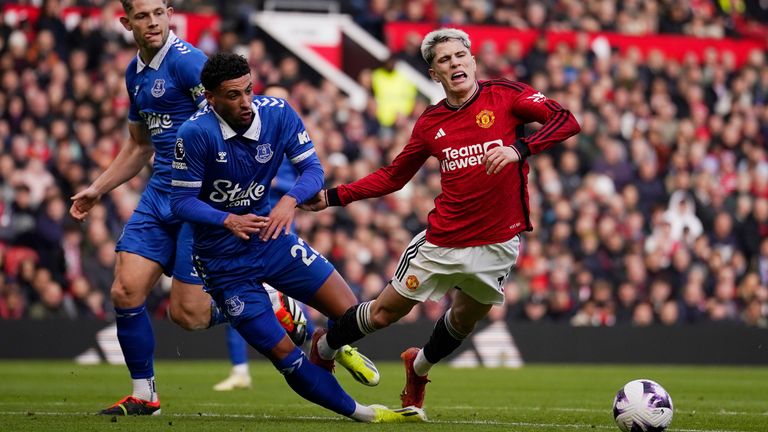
[612,379,674,432]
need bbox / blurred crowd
[343,0,768,41]
[0,0,767,329]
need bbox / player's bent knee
[110,280,148,308]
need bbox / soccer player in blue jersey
[213,86,374,392]
[170,52,421,422]
[213,85,310,392]
[70,0,214,415]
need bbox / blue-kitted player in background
[70,0,223,415]
[170,53,417,422]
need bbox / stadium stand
[0,0,766,330]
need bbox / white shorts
[390,231,521,305]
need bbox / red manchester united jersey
[337,79,581,247]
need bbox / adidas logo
[434,128,446,139]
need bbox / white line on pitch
[0,410,759,432]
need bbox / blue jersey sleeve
[173,49,207,108]
[272,158,299,197]
[125,65,140,123]
[171,121,230,226]
[279,103,324,204]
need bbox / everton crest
[151,79,166,97]
[224,296,245,317]
[255,143,273,163]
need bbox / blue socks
[115,304,155,379]
[226,325,248,365]
[273,346,356,416]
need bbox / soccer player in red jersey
[302,28,581,408]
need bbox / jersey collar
[213,102,262,141]
[136,31,178,73]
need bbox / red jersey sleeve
[503,80,581,158]
[335,124,431,206]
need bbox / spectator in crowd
[371,56,418,128]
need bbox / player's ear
[166,6,174,19]
[204,89,215,106]
[119,15,132,31]
[428,68,439,83]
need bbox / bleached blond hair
[420,28,472,65]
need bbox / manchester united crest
[475,109,495,128]
[405,275,420,290]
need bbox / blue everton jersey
[125,31,207,194]
[172,96,319,257]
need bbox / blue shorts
[195,232,334,348]
[115,188,202,285]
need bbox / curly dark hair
[200,53,251,92]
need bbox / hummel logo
[434,128,446,139]
[216,151,228,163]
[527,92,546,103]
[256,97,284,108]
[280,357,303,375]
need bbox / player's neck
[138,46,161,65]
[445,81,479,110]
[137,36,168,65]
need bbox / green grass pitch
[0,360,766,431]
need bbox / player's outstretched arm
[69,122,154,221]
[298,190,329,212]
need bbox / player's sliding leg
[234,308,424,423]
[213,326,252,391]
[214,287,309,391]
[312,283,417,380]
[99,252,164,416]
[302,271,380,386]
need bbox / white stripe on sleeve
[171,180,203,188]
[290,148,316,164]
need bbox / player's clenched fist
[223,214,270,240]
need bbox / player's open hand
[298,190,328,212]
[482,146,520,175]
[260,195,297,241]
[70,186,102,222]
[223,213,270,240]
